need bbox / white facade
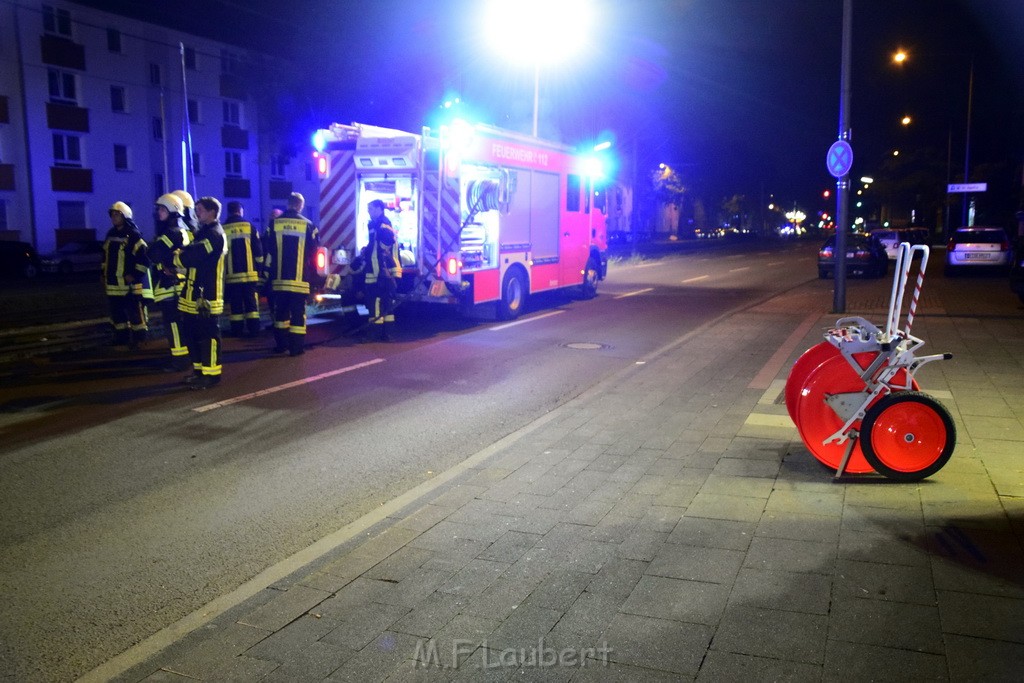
[0,1,319,252]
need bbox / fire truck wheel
[497,268,528,320]
[581,257,600,299]
[861,391,956,481]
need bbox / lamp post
[484,0,590,138]
[892,49,975,232]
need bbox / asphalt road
[7,238,1015,682]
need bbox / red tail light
[947,239,955,251]
[446,256,460,276]
[315,246,328,274]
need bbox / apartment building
[0,0,319,253]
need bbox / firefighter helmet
[172,190,195,210]
[156,193,184,215]
[109,201,133,220]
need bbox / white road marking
[614,288,654,299]
[767,261,784,266]
[729,266,750,273]
[490,310,565,330]
[681,275,709,283]
[633,261,665,269]
[192,358,386,413]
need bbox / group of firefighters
[99,190,402,389]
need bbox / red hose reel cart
[786,243,956,481]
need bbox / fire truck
[311,120,609,319]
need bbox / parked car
[871,226,930,260]
[818,233,888,279]
[944,226,1012,276]
[1009,236,1024,303]
[39,240,104,274]
[0,240,42,278]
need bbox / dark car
[818,233,888,279]
[0,240,42,278]
[1010,236,1024,303]
[39,240,104,274]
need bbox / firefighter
[222,201,264,337]
[101,201,150,347]
[263,192,319,357]
[365,199,402,341]
[175,196,227,389]
[172,189,198,234]
[150,193,192,370]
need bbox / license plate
[846,252,855,258]
[964,252,992,260]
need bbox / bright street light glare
[893,49,907,63]
[484,0,591,65]
[901,115,912,125]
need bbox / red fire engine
[312,120,608,319]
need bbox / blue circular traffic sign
[827,140,853,178]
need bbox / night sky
[72,0,1024,218]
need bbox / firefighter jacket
[365,222,402,285]
[102,220,149,296]
[264,210,319,294]
[222,215,264,284]
[149,217,192,302]
[175,220,227,315]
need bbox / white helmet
[109,201,133,220]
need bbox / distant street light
[901,115,912,126]
[892,47,975,230]
[484,0,591,137]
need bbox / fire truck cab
[313,120,608,319]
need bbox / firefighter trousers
[181,311,222,377]
[225,282,261,336]
[272,291,307,354]
[107,294,147,345]
[157,297,190,359]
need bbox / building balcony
[41,34,86,70]
[0,164,15,191]
[221,126,249,150]
[224,177,250,198]
[50,167,93,192]
[47,102,89,132]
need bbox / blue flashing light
[312,130,327,152]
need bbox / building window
[220,49,240,75]
[154,173,164,199]
[225,150,242,178]
[152,116,163,140]
[107,28,122,53]
[53,133,82,167]
[43,4,72,37]
[57,201,87,229]
[223,100,240,127]
[184,46,196,70]
[47,69,77,104]
[0,199,7,231]
[191,152,202,175]
[149,63,161,86]
[187,99,200,124]
[110,85,126,113]
[270,155,286,179]
[114,144,129,171]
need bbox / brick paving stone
[636,505,685,533]
[937,590,1024,642]
[712,605,827,664]
[431,485,488,509]
[159,622,270,679]
[569,660,684,682]
[565,498,616,526]
[564,539,617,573]
[391,591,468,638]
[647,543,745,584]
[837,528,930,567]
[685,492,766,522]
[476,530,543,564]
[365,546,435,582]
[584,557,647,600]
[377,567,456,608]
[417,613,502,669]
[743,535,837,575]
[765,488,845,517]
[437,559,510,598]
[828,598,944,654]
[202,654,280,682]
[728,567,832,615]
[696,650,821,682]
[462,575,543,620]
[523,570,593,612]
[757,511,842,544]
[583,514,637,543]
[667,516,755,551]
[245,613,337,662]
[620,574,730,625]
[601,612,713,677]
[944,634,1024,682]
[710,457,782,479]
[393,504,456,533]
[832,559,937,605]
[821,640,947,683]
[319,602,412,651]
[616,529,668,562]
[549,591,623,641]
[484,604,563,652]
[237,585,333,632]
[699,474,775,499]
[325,631,423,682]
[258,641,357,682]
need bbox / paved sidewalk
[96,282,1024,682]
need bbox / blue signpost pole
[833,0,852,314]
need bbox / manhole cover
[563,342,609,350]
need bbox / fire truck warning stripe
[191,358,385,413]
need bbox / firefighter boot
[271,329,288,355]
[244,317,262,337]
[289,333,305,357]
[380,321,393,342]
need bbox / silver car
[944,226,1012,275]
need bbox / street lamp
[892,48,975,231]
[484,0,591,137]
